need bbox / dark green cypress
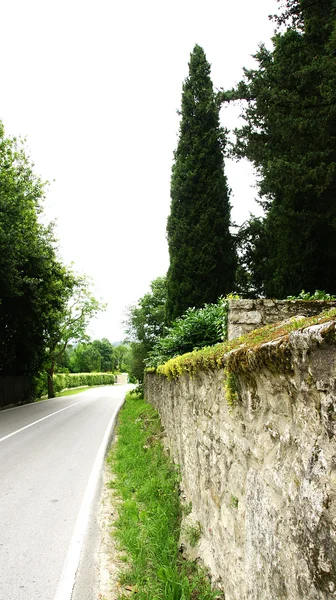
[166,45,236,322]
[228,0,336,297]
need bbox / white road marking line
[54,394,126,600]
[0,398,92,443]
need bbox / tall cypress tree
[166,45,236,322]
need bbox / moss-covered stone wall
[227,298,336,340]
[145,316,336,600]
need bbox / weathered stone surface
[227,299,336,340]
[145,320,336,600]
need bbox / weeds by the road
[107,391,221,600]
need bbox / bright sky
[1,0,278,342]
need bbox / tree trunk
[47,366,55,399]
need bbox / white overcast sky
[1,0,278,341]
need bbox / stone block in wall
[227,298,336,341]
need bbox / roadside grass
[36,385,107,401]
[56,386,91,397]
[107,391,222,600]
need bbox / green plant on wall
[224,368,239,408]
[230,495,239,509]
[184,521,203,548]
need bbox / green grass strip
[56,386,91,397]
[107,391,221,600]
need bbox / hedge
[54,372,115,392]
[34,372,115,397]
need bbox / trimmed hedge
[54,372,115,392]
[34,372,115,397]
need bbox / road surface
[0,384,132,600]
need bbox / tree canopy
[166,45,236,321]
[124,277,166,381]
[223,0,336,297]
[0,123,73,377]
[45,274,104,397]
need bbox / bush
[34,372,115,397]
[147,297,231,368]
[286,290,336,301]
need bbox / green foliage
[286,290,336,301]
[0,122,73,377]
[127,342,150,383]
[184,522,203,548]
[124,277,166,345]
[148,298,230,368]
[45,274,105,397]
[67,342,102,372]
[224,1,336,297]
[112,343,132,373]
[124,277,166,382]
[154,307,336,382]
[35,371,115,397]
[64,339,131,374]
[166,45,236,322]
[108,392,221,600]
[223,368,239,409]
[156,344,225,380]
[230,495,239,509]
[234,217,268,298]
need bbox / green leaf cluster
[286,289,336,301]
[124,277,166,382]
[148,297,230,368]
[59,339,131,374]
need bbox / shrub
[147,297,232,368]
[286,290,336,301]
[34,372,115,397]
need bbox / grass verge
[56,386,91,397]
[107,391,222,600]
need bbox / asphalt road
[0,384,132,600]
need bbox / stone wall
[227,299,336,340]
[145,319,336,600]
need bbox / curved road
[0,384,132,600]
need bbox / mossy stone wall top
[227,298,336,340]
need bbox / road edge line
[54,391,127,600]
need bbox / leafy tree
[112,344,131,373]
[166,45,236,322]
[124,277,166,381]
[92,338,115,372]
[67,342,101,373]
[45,275,104,398]
[63,338,118,374]
[127,343,149,383]
[223,0,336,297]
[0,122,73,378]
